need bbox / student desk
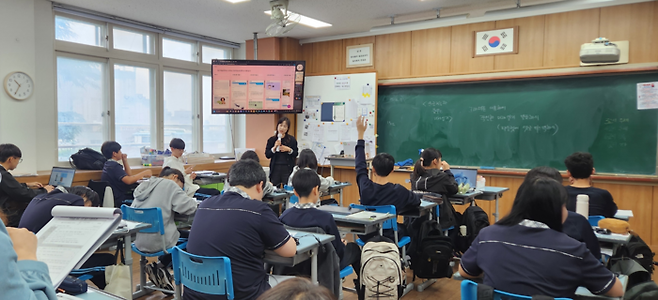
[614,210,633,221]
[192,172,226,185]
[317,205,396,235]
[474,187,510,221]
[399,200,439,218]
[263,190,294,210]
[321,181,352,206]
[575,275,628,300]
[60,287,125,300]
[263,230,334,284]
[449,190,484,205]
[595,229,631,259]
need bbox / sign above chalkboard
[346,44,374,68]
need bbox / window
[163,71,195,151]
[56,56,106,161]
[114,64,155,157]
[162,37,196,62]
[55,15,105,47]
[113,27,154,54]
[203,76,231,153]
[202,45,230,64]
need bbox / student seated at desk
[100,141,152,207]
[525,166,601,260]
[354,116,420,240]
[280,169,361,287]
[287,149,335,191]
[1,208,57,300]
[458,177,624,298]
[0,143,53,227]
[131,167,198,291]
[410,147,459,228]
[18,186,114,289]
[223,150,275,195]
[163,138,220,198]
[186,159,296,300]
[564,152,617,218]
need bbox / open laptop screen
[450,168,478,190]
[49,167,75,188]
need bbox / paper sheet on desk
[344,211,390,221]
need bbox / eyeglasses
[14,157,23,163]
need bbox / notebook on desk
[48,167,75,188]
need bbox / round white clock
[4,72,34,101]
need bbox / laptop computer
[48,167,76,188]
[450,167,478,191]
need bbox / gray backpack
[624,281,658,300]
[359,241,403,300]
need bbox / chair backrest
[349,204,398,231]
[460,280,572,300]
[88,179,107,201]
[171,246,234,299]
[120,205,165,235]
[103,186,114,208]
[588,215,605,227]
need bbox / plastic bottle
[576,194,589,218]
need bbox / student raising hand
[356,116,367,139]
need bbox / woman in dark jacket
[265,117,298,187]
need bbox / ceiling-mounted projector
[580,37,620,64]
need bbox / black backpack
[70,148,107,170]
[614,235,655,275]
[624,281,658,300]
[454,201,490,254]
[410,219,453,279]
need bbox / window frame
[54,12,236,166]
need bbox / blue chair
[461,280,572,300]
[350,204,411,259]
[588,215,605,227]
[171,246,234,300]
[121,205,188,296]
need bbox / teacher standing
[265,117,298,187]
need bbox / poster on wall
[473,26,519,57]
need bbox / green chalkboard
[378,73,658,175]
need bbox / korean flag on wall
[474,27,516,56]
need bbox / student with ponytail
[410,148,458,195]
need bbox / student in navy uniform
[564,152,617,218]
[354,116,420,241]
[458,176,623,298]
[410,147,458,195]
[185,159,297,300]
[287,149,335,192]
[525,166,601,260]
[18,186,114,289]
[100,141,152,207]
[265,116,298,187]
[0,144,53,227]
[280,168,361,276]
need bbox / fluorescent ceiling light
[264,10,332,28]
[224,0,249,3]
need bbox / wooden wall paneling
[594,182,654,241]
[375,32,412,79]
[301,43,316,74]
[543,8,600,67]
[245,37,280,60]
[494,16,546,71]
[599,2,656,64]
[311,40,343,74]
[450,22,496,74]
[280,38,303,60]
[486,176,524,223]
[411,27,452,76]
[342,36,377,73]
[655,3,658,62]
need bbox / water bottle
[576,194,589,218]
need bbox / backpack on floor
[624,281,658,300]
[359,241,404,300]
[70,148,107,170]
[454,201,490,254]
[410,219,453,279]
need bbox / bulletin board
[296,72,377,165]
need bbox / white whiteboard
[296,72,377,165]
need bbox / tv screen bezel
[211,59,306,114]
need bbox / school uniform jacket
[0,165,46,227]
[410,168,459,196]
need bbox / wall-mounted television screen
[211,59,305,114]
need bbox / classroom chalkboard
[378,72,658,175]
